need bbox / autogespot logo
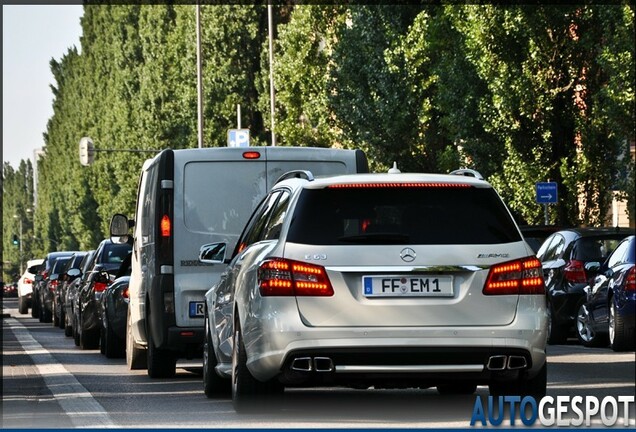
[470,395,635,427]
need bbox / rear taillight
[626,266,636,292]
[94,281,109,293]
[258,258,334,297]
[122,287,129,299]
[160,215,171,237]
[49,280,58,291]
[484,256,545,295]
[564,259,587,283]
[24,278,32,285]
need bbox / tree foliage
[3,5,634,268]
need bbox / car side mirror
[67,268,81,278]
[199,242,227,264]
[110,213,134,244]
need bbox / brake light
[24,278,32,285]
[242,151,261,159]
[122,287,129,299]
[626,266,636,292]
[94,281,109,293]
[258,258,334,296]
[564,259,587,283]
[42,270,49,279]
[49,280,58,291]
[160,215,171,237]
[327,183,471,189]
[484,256,545,295]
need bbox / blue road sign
[227,129,250,147]
[536,182,558,204]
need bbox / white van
[110,146,368,377]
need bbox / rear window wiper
[338,233,411,244]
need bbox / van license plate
[189,301,205,318]
[363,275,453,297]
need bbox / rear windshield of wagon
[287,185,522,245]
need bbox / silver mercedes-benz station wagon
[200,168,548,411]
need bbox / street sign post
[227,129,250,147]
[536,182,558,225]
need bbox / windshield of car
[287,185,522,245]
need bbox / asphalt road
[2,297,634,428]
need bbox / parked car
[576,235,635,351]
[99,251,132,358]
[536,228,632,344]
[54,252,89,330]
[17,258,44,314]
[200,168,547,411]
[77,239,132,350]
[69,250,96,343]
[34,252,78,322]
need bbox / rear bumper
[241,297,548,383]
[166,326,204,352]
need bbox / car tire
[52,302,60,327]
[73,313,81,346]
[64,317,73,337]
[126,309,147,370]
[232,320,283,413]
[610,298,634,352]
[575,300,607,348]
[103,319,125,359]
[59,309,66,330]
[436,383,477,395]
[41,304,52,323]
[80,313,100,350]
[489,362,547,399]
[147,325,176,378]
[203,314,231,398]
[18,296,28,314]
[31,294,39,318]
[546,301,567,345]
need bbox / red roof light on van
[160,215,171,237]
[242,151,261,159]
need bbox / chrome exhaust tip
[487,355,507,371]
[313,357,334,372]
[291,357,313,372]
[507,355,528,370]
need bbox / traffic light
[12,234,19,246]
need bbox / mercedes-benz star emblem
[400,247,416,263]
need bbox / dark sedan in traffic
[577,235,635,351]
[537,227,632,344]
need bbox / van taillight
[483,257,545,295]
[242,151,261,159]
[626,266,636,292]
[258,258,334,297]
[160,215,171,237]
[564,259,587,283]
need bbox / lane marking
[5,317,116,428]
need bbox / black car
[55,252,89,331]
[537,227,632,344]
[47,256,73,326]
[31,251,78,321]
[577,235,636,351]
[77,239,132,350]
[519,225,570,254]
[69,250,96,344]
[99,252,132,358]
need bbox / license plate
[189,301,205,318]
[363,275,453,297]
